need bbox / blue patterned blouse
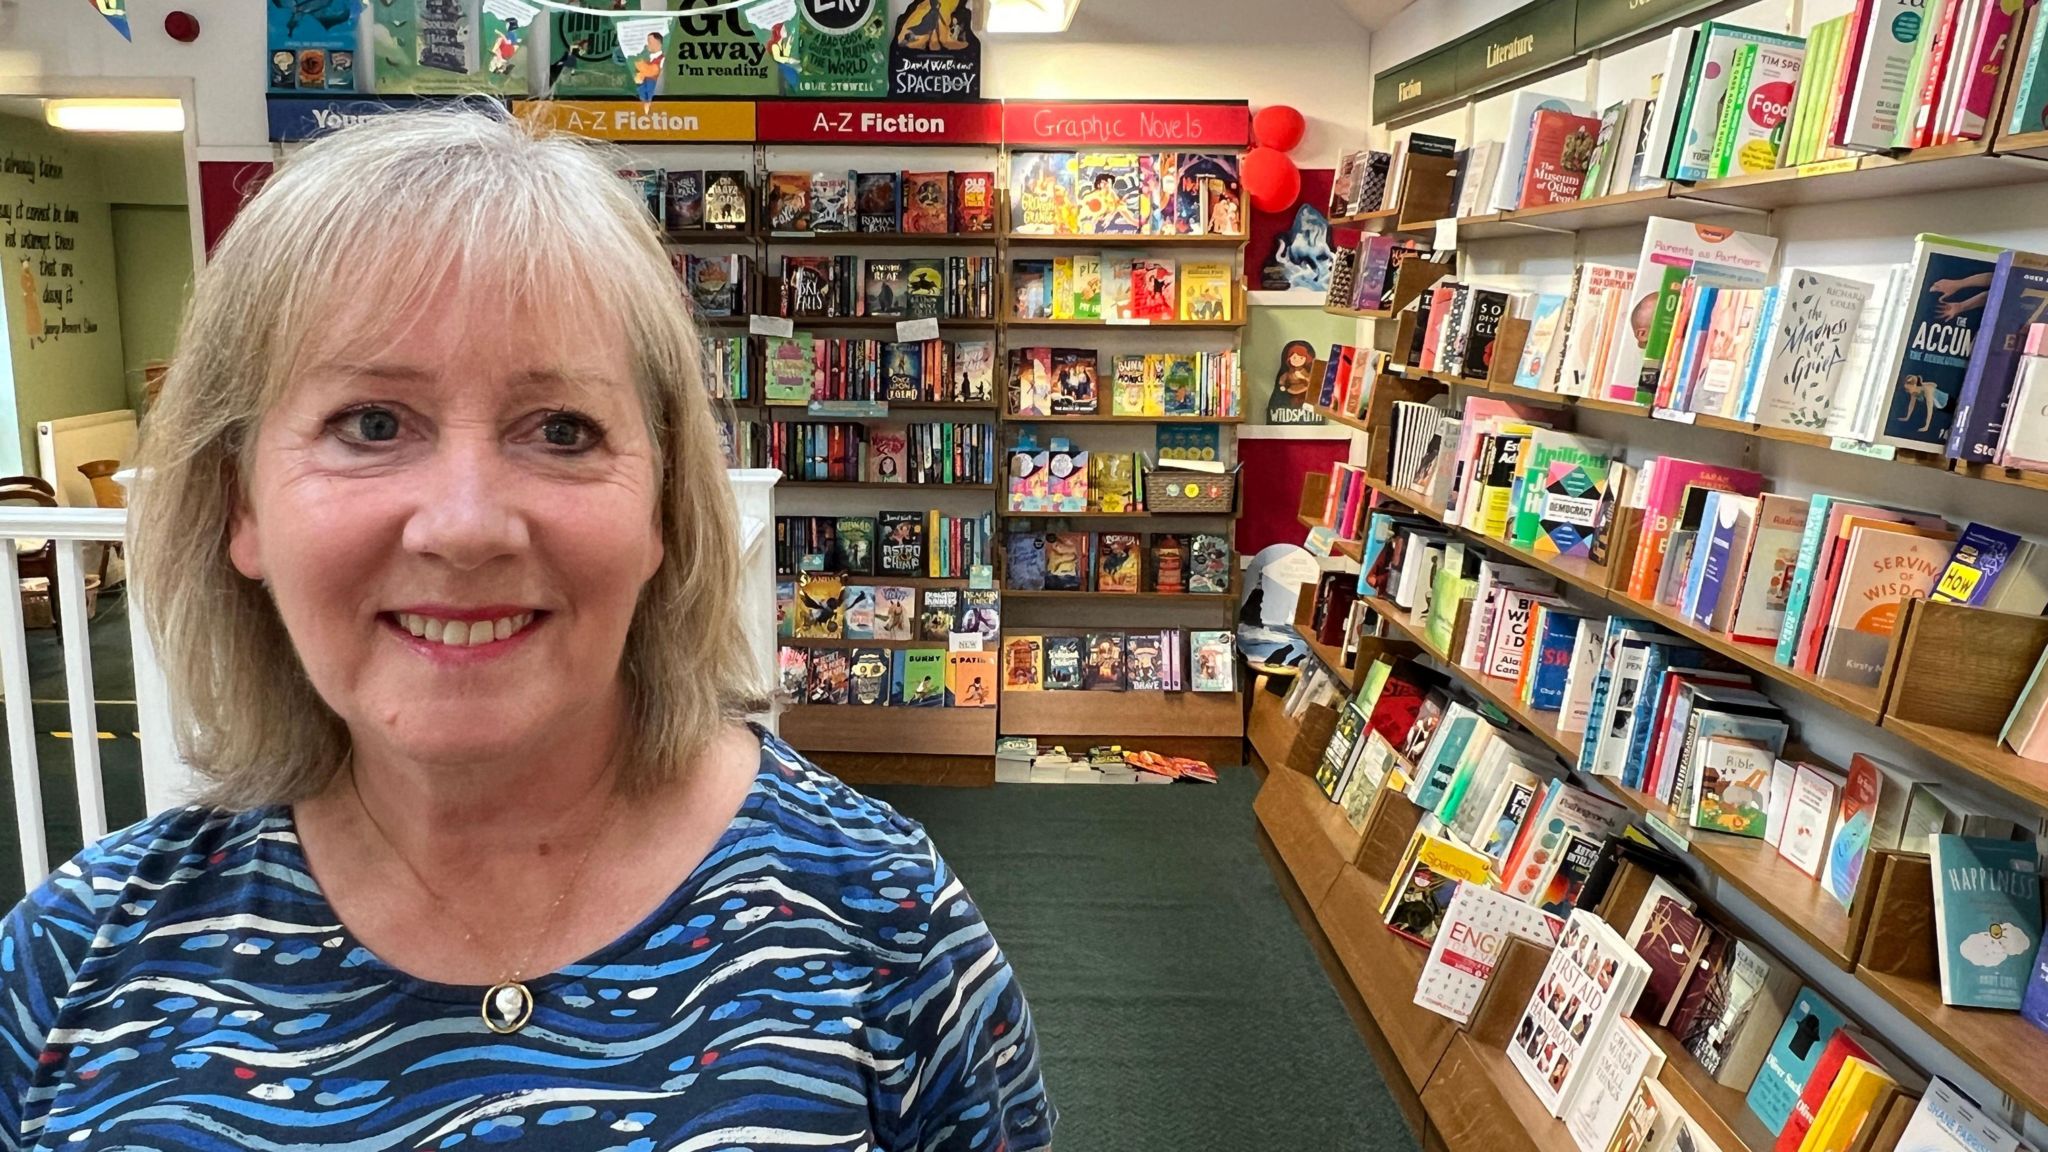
[0,732,1053,1151]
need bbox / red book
[952,172,995,232]
[1518,110,1603,208]
[1909,0,1965,147]
[1774,1030,1873,1152]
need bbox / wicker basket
[1143,466,1239,514]
[20,575,101,630]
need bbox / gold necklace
[346,763,623,1035]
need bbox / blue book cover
[1681,490,1726,626]
[1878,237,2004,452]
[1932,834,2043,1010]
[1413,711,1482,812]
[1746,987,1845,1134]
[1775,494,1837,665]
[1573,619,1654,776]
[1529,610,1585,712]
[1511,294,1567,390]
[1669,284,1719,411]
[1620,643,1714,791]
[1947,251,2048,462]
[1733,283,1781,421]
[1931,522,2026,607]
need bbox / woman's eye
[330,406,402,445]
[538,411,603,452]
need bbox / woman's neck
[340,699,627,871]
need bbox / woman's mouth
[389,610,540,647]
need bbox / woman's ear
[226,478,264,582]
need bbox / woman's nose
[397,433,532,569]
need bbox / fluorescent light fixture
[985,0,1080,33]
[43,98,185,133]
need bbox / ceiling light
[44,98,185,133]
[985,0,1080,33]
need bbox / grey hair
[129,104,766,807]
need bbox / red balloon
[1253,105,1307,153]
[1242,147,1301,214]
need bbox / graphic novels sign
[511,99,758,142]
[889,0,980,99]
[756,99,999,143]
[1001,102,1250,147]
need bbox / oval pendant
[483,980,534,1034]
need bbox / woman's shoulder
[13,804,282,929]
[750,731,931,859]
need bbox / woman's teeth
[396,612,534,646]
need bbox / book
[1191,631,1236,692]
[898,649,945,706]
[1894,1081,2028,1152]
[1673,24,1806,179]
[1507,910,1653,1117]
[1779,762,1843,878]
[1931,834,2043,1009]
[1947,251,2048,462]
[1081,632,1124,690]
[1626,459,1765,602]
[1875,235,2005,451]
[944,650,996,707]
[1003,636,1042,691]
[1752,271,1876,433]
[1608,219,1780,407]
[1727,494,1811,645]
[1179,261,1233,321]
[1844,0,1932,149]
[1631,894,1712,1027]
[1746,987,1846,1135]
[1678,938,1799,1087]
[1564,1019,1667,1152]
[1815,525,1955,686]
[1821,754,1911,907]
[854,171,901,232]
[806,648,849,703]
[953,171,995,232]
[847,646,888,704]
[1639,28,1700,186]
[1519,109,1604,208]
[1042,635,1083,689]
[1492,92,1597,212]
[1381,831,1497,947]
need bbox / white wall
[1,2,1374,161]
[1366,0,2048,1134]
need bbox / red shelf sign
[756,101,1003,144]
[1001,101,1250,148]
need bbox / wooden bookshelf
[778,703,995,757]
[1004,314,1247,330]
[1004,412,1245,424]
[1001,686,1242,738]
[664,229,758,243]
[785,316,999,330]
[778,480,997,491]
[1308,403,1373,433]
[998,507,1236,521]
[764,231,998,246]
[1003,231,1248,247]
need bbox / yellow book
[1800,1059,1897,1152]
[1142,354,1167,416]
[1052,257,1075,320]
[1178,260,1233,321]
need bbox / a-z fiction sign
[754,99,1001,143]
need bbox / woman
[0,110,1052,1150]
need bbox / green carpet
[869,770,1418,1152]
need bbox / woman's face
[230,277,664,769]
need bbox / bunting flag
[88,0,131,40]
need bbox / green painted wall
[111,205,192,409]
[0,113,130,470]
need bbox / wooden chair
[0,478,62,639]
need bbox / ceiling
[1332,0,1417,30]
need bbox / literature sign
[1001,101,1251,148]
[756,100,1001,143]
[1452,0,1575,98]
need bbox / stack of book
[763,169,995,235]
[1003,530,1230,595]
[1006,347,1242,418]
[760,335,994,406]
[1000,630,1237,693]
[776,254,996,320]
[1328,133,1456,218]
[1011,255,1235,323]
[701,334,752,402]
[1009,151,1244,236]
[774,511,993,580]
[761,420,996,485]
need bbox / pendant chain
[345,758,623,985]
